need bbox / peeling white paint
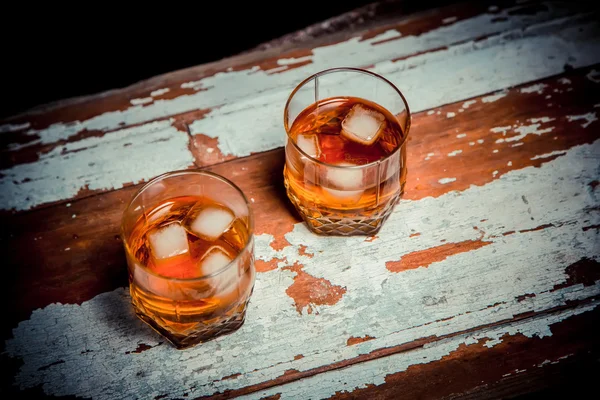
[0,122,30,133]
[529,116,555,123]
[130,97,153,106]
[244,304,597,400]
[538,359,551,367]
[512,142,524,147]
[447,112,456,118]
[586,69,600,83]
[477,139,484,144]
[520,83,548,94]
[427,110,436,115]
[491,126,512,135]
[448,150,462,157]
[457,133,467,138]
[492,170,499,176]
[482,91,508,103]
[425,152,435,160]
[507,161,512,166]
[151,88,170,97]
[566,112,597,128]
[277,55,314,66]
[5,140,600,399]
[462,100,477,109]
[438,177,457,184]
[443,16,458,24]
[558,77,572,85]
[505,122,555,143]
[531,150,567,160]
[0,120,195,211]
[469,141,475,146]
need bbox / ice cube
[325,162,364,190]
[190,206,235,241]
[296,134,321,158]
[200,246,239,294]
[341,104,386,145]
[200,246,233,275]
[148,223,189,260]
[322,162,364,202]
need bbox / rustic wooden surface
[1,0,599,399]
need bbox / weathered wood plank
[0,119,195,212]
[2,1,599,211]
[3,82,598,398]
[242,304,600,399]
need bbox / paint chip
[528,117,555,124]
[520,83,547,94]
[482,92,507,103]
[456,133,467,138]
[507,161,512,166]
[447,112,456,118]
[66,203,71,207]
[477,139,484,144]
[493,149,499,153]
[448,150,462,157]
[462,100,477,109]
[72,214,76,218]
[442,16,458,24]
[566,113,597,128]
[150,88,170,97]
[512,143,524,147]
[0,122,31,133]
[493,170,498,177]
[130,97,153,106]
[530,150,567,160]
[438,177,456,184]
[469,142,475,146]
[586,69,600,83]
[490,126,511,135]
[424,152,435,160]
[65,248,70,251]
[427,110,435,115]
[558,78,571,85]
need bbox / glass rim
[283,66,412,170]
[121,168,255,282]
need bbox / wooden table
[2,1,599,398]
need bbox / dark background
[1,1,379,119]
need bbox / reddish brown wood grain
[385,238,490,272]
